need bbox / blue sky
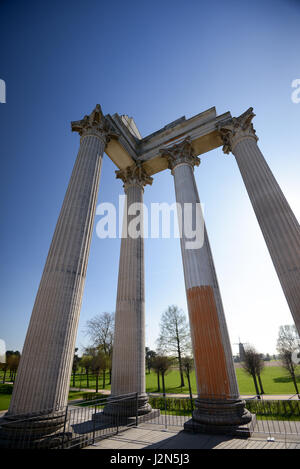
[0,0,299,355]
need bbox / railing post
[135,393,139,427]
[61,405,68,449]
[92,403,97,445]
[163,392,167,431]
[116,399,119,435]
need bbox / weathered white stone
[105,107,231,176]
[161,139,239,399]
[109,164,152,415]
[161,139,251,429]
[8,105,109,416]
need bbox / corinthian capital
[71,104,114,143]
[116,163,153,192]
[218,107,258,154]
[160,137,200,172]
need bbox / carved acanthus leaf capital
[159,137,200,172]
[71,104,117,144]
[116,163,153,191]
[218,107,258,154]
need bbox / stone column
[161,139,251,432]
[6,105,110,422]
[106,164,153,417]
[219,108,300,335]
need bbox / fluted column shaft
[8,106,108,416]
[111,185,145,395]
[220,108,300,334]
[161,139,251,430]
[161,139,238,400]
[110,165,152,415]
[172,163,239,399]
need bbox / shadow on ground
[142,430,233,449]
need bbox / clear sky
[0,0,299,357]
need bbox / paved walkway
[70,388,299,400]
[85,423,300,450]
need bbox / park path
[69,387,299,400]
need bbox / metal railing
[1,393,300,448]
[245,398,300,442]
[147,394,193,430]
[0,393,139,449]
[146,394,300,443]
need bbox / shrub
[0,384,13,394]
[245,399,300,419]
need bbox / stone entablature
[105,108,232,176]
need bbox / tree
[1,362,8,384]
[80,355,93,388]
[152,355,173,395]
[85,312,114,384]
[256,356,265,394]
[152,356,161,392]
[277,325,300,397]
[98,352,108,389]
[6,354,20,383]
[145,347,156,374]
[182,356,194,408]
[6,350,21,358]
[241,346,264,398]
[85,312,114,356]
[157,305,191,388]
[90,349,106,393]
[72,348,80,387]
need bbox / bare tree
[277,325,299,351]
[157,305,191,388]
[85,312,114,355]
[241,346,263,398]
[277,325,300,397]
[85,312,114,384]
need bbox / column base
[184,398,253,437]
[103,393,152,418]
[0,410,67,449]
[93,408,160,428]
[184,415,256,438]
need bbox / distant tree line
[5,308,298,401]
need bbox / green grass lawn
[146,366,300,396]
[67,366,300,396]
[0,394,12,411]
[69,373,111,391]
[0,366,299,412]
[236,366,300,395]
[0,387,98,411]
